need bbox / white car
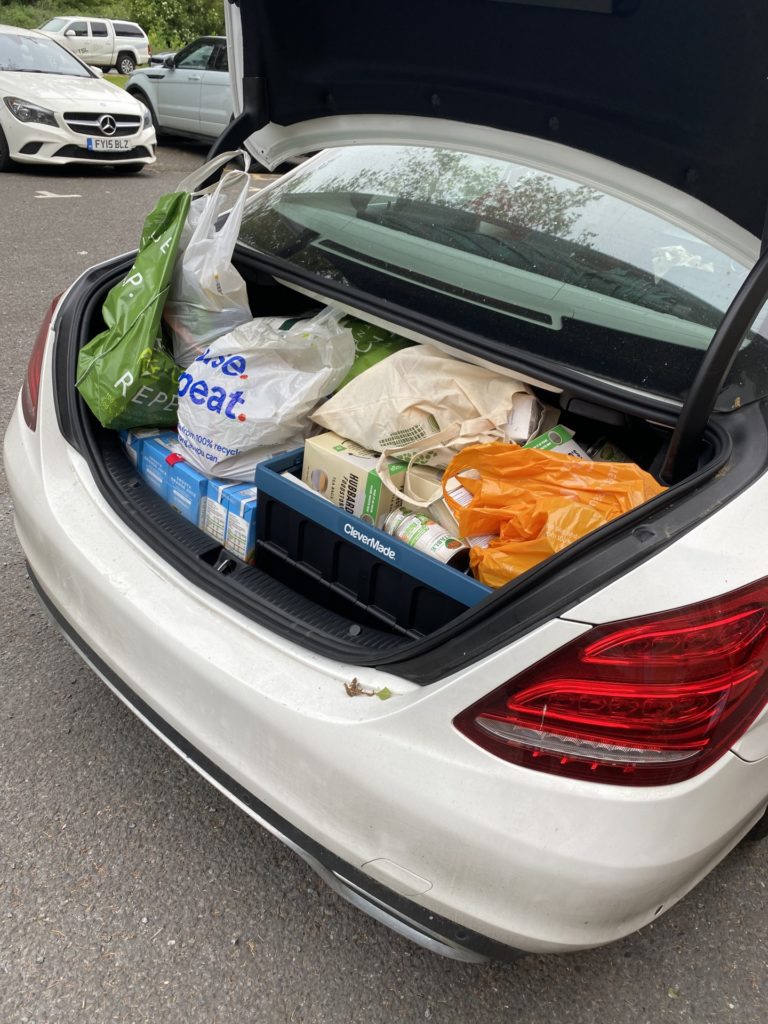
[5,1,768,963]
[38,16,150,75]
[126,36,232,142]
[0,25,155,172]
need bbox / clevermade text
[343,523,396,560]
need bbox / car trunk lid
[224,0,768,237]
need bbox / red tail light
[21,295,60,431]
[454,581,768,786]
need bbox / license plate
[86,137,131,152]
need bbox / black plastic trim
[318,240,554,325]
[28,565,522,965]
[52,258,768,684]
[53,145,151,162]
[491,0,616,11]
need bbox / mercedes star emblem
[99,115,117,137]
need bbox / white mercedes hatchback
[0,24,155,172]
[4,0,768,962]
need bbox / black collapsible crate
[254,450,491,638]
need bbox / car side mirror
[163,55,175,69]
[89,66,104,78]
[64,29,76,38]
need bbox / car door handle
[187,75,202,82]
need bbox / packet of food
[524,425,591,459]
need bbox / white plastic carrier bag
[177,307,356,480]
[164,161,253,368]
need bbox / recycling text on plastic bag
[176,307,355,480]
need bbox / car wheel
[116,53,136,75]
[0,125,14,172]
[129,89,160,136]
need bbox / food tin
[384,510,469,569]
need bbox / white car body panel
[4,307,768,953]
[86,20,113,67]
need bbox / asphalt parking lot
[1,143,767,1024]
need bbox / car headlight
[3,97,58,127]
[141,106,152,130]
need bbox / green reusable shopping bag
[336,315,415,390]
[76,190,192,430]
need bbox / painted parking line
[35,189,82,199]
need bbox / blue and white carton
[139,432,183,499]
[221,484,259,562]
[166,457,208,528]
[121,430,259,556]
[119,427,164,468]
[123,431,208,529]
[202,480,235,545]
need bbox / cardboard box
[166,458,208,528]
[301,432,407,527]
[119,427,164,468]
[222,484,259,562]
[503,395,559,445]
[202,480,235,545]
[125,431,212,530]
[138,432,184,498]
[122,430,250,540]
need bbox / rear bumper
[29,567,508,964]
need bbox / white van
[39,16,149,74]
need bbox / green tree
[0,0,224,44]
[129,0,224,49]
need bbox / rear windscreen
[239,146,767,409]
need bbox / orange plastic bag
[443,443,665,588]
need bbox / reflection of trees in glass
[271,147,601,245]
[278,149,497,205]
[366,149,499,204]
[469,175,600,245]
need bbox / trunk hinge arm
[661,246,768,484]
